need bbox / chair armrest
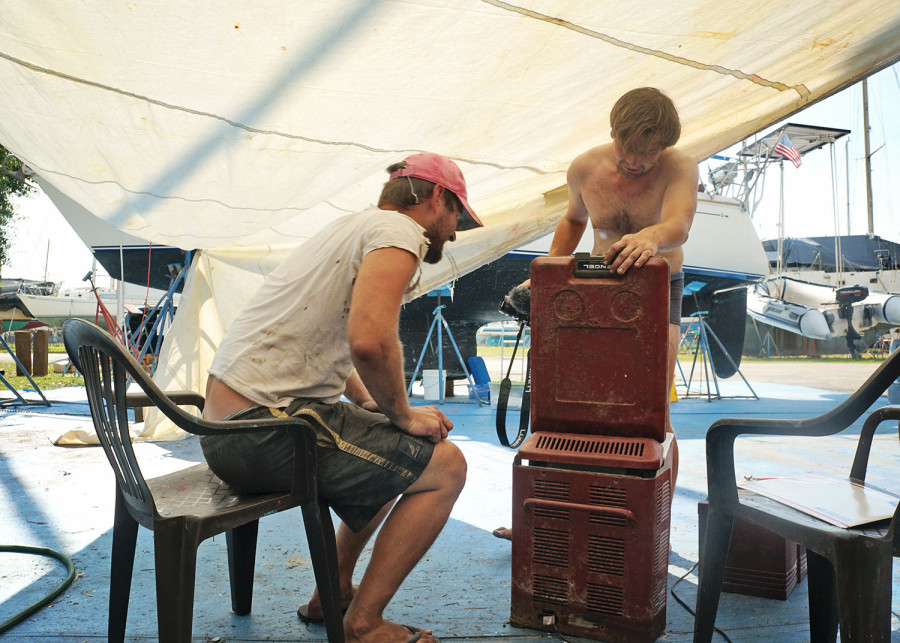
[849,404,900,482]
[126,391,205,412]
[706,349,900,506]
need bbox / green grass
[0,365,83,390]
[1,344,83,390]
[732,354,886,363]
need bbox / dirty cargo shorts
[200,399,435,533]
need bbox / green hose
[0,545,76,635]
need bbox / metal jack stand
[407,302,481,406]
[125,252,191,376]
[0,334,50,407]
[679,311,757,401]
[759,330,781,358]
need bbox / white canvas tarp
[1,2,898,438]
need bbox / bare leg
[344,439,467,642]
[667,322,680,491]
[300,500,396,620]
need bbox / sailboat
[706,115,900,357]
[14,280,174,327]
[764,87,900,296]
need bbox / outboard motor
[835,285,868,359]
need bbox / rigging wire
[830,136,843,279]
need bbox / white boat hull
[514,194,769,287]
[16,285,176,326]
[17,290,122,325]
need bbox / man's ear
[429,184,445,207]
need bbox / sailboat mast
[862,78,874,235]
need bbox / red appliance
[510,255,672,641]
[528,255,670,442]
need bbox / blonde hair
[610,87,681,153]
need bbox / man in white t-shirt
[201,152,482,643]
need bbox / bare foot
[492,526,512,541]
[346,619,438,643]
[297,584,358,623]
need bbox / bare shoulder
[660,147,698,180]
[568,144,612,178]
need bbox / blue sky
[5,62,900,287]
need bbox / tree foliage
[0,143,35,271]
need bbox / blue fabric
[466,355,491,385]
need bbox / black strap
[495,322,531,448]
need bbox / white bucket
[422,369,443,401]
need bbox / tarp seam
[482,0,811,98]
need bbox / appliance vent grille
[589,485,627,507]
[589,512,627,528]
[534,506,569,522]
[534,479,570,501]
[588,535,625,576]
[533,574,568,604]
[652,575,667,611]
[536,434,645,457]
[586,582,624,615]
[534,527,569,568]
[656,480,671,525]
[653,531,669,578]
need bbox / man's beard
[617,161,650,179]
[423,237,445,264]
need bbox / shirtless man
[493,87,697,541]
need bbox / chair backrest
[63,318,199,527]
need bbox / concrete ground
[1,360,899,642]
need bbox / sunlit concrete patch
[1,379,899,640]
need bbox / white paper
[738,475,899,529]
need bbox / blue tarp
[762,235,900,271]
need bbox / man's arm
[605,151,698,274]
[517,159,590,289]
[548,157,591,257]
[347,246,453,443]
[344,369,379,412]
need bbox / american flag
[774,132,802,167]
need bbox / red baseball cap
[389,152,483,231]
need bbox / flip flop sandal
[296,602,349,624]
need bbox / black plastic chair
[694,348,900,642]
[62,318,344,643]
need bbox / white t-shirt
[209,206,428,407]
